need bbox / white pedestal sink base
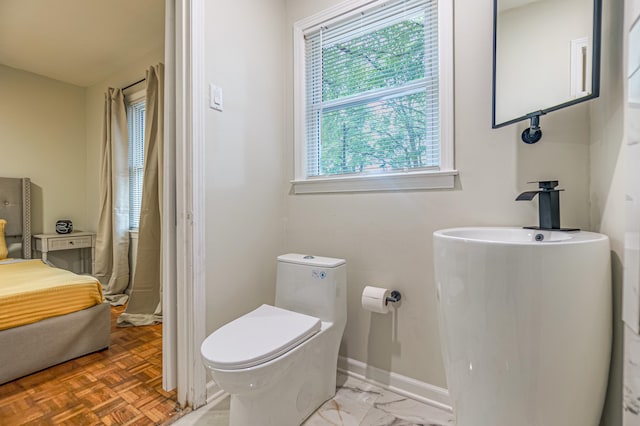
[434,227,611,426]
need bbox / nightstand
[33,231,96,275]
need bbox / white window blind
[304,0,440,178]
[127,100,145,230]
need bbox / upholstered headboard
[0,177,31,259]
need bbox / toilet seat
[201,304,321,370]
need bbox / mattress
[0,259,104,331]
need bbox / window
[293,0,454,193]
[127,95,145,229]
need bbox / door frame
[162,0,177,393]
[164,0,208,408]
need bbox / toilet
[200,254,347,426]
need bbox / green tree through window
[305,0,439,178]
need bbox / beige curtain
[118,64,164,326]
[95,88,130,305]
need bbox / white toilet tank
[275,254,346,325]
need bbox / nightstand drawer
[49,236,93,250]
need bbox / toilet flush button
[312,270,326,280]
[304,255,315,259]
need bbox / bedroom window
[292,0,455,193]
[127,95,145,230]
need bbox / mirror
[492,0,602,143]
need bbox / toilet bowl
[200,254,347,426]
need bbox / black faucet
[516,180,579,231]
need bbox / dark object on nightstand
[55,220,73,234]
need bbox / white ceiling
[0,0,164,87]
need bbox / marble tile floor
[171,372,454,426]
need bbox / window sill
[291,170,457,194]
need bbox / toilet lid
[201,304,321,370]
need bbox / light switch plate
[209,84,223,111]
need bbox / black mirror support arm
[521,112,544,144]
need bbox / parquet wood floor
[0,306,183,425]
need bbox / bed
[0,177,110,385]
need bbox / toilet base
[229,379,334,426]
[223,327,342,426]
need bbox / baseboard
[337,356,453,413]
[171,381,225,422]
[203,358,452,413]
[205,380,227,405]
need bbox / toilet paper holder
[385,290,402,305]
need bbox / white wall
[0,49,163,272]
[203,0,287,334]
[622,0,640,423]
[284,0,592,389]
[589,0,625,423]
[196,0,624,419]
[0,64,87,235]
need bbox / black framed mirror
[492,0,602,143]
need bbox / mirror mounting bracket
[521,112,544,144]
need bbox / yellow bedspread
[0,260,104,331]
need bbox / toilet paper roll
[361,286,391,314]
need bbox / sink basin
[436,226,606,244]
[433,227,611,426]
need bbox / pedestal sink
[433,227,611,426]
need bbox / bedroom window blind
[303,0,440,178]
[127,100,145,230]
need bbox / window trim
[292,0,455,194]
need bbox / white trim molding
[292,170,457,194]
[162,0,178,393]
[438,0,455,173]
[206,381,227,406]
[201,359,452,414]
[175,0,207,409]
[338,356,453,413]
